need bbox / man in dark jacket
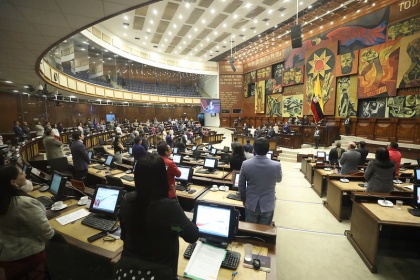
[70,130,90,181]
[355,141,369,165]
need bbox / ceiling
[0,0,384,98]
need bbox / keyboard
[408,208,420,217]
[227,193,241,201]
[36,196,54,209]
[81,213,117,231]
[121,175,135,182]
[196,169,211,174]
[176,184,187,191]
[124,155,133,158]
[184,242,240,270]
[93,165,106,170]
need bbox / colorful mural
[265,79,274,95]
[397,33,420,88]
[282,95,303,117]
[388,15,420,40]
[336,51,359,77]
[282,66,304,86]
[358,40,400,99]
[357,98,387,118]
[336,76,358,117]
[386,95,419,118]
[304,42,338,116]
[266,93,283,117]
[255,81,265,113]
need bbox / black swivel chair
[47,157,73,178]
[105,175,125,189]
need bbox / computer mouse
[125,170,131,174]
[39,185,49,192]
[252,258,261,270]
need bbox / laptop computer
[81,184,122,231]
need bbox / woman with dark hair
[364,147,396,193]
[117,154,199,279]
[328,141,345,165]
[113,135,125,163]
[230,144,246,170]
[0,165,54,279]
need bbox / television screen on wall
[201,99,221,113]
[106,114,116,122]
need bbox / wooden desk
[305,162,315,184]
[346,201,420,273]
[193,167,230,180]
[325,180,365,221]
[312,167,335,197]
[88,166,124,179]
[277,133,302,149]
[175,185,208,211]
[31,190,123,260]
[197,189,245,221]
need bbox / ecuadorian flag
[311,75,325,123]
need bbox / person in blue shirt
[133,137,147,161]
[283,123,291,134]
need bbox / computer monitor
[231,170,240,190]
[128,147,133,155]
[22,163,32,176]
[266,153,273,160]
[192,201,237,248]
[192,150,201,160]
[93,146,107,156]
[325,154,330,162]
[173,154,183,165]
[191,145,198,151]
[317,151,326,159]
[413,184,420,209]
[210,147,217,156]
[104,155,114,167]
[173,147,178,154]
[88,151,94,160]
[207,144,212,150]
[267,151,273,154]
[220,153,230,164]
[175,166,193,187]
[414,169,420,183]
[89,184,122,218]
[223,146,230,153]
[203,157,218,173]
[49,171,67,199]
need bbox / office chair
[98,137,105,145]
[69,179,86,192]
[47,157,73,178]
[105,175,124,189]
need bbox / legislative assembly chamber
[0,0,419,279]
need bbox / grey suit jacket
[339,149,361,175]
[70,140,90,171]
[43,136,64,160]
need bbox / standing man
[239,138,282,225]
[339,142,361,175]
[132,136,147,161]
[314,126,321,149]
[388,142,402,176]
[43,127,64,160]
[70,131,90,181]
[243,123,249,136]
[344,116,350,135]
[13,121,24,139]
[355,141,369,165]
[157,141,181,199]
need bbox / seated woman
[328,141,345,165]
[364,147,396,193]
[0,165,54,279]
[230,144,247,170]
[117,153,199,279]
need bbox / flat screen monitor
[220,153,230,163]
[89,184,121,217]
[204,157,218,171]
[191,145,198,151]
[208,144,212,150]
[414,184,420,208]
[415,169,420,183]
[106,114,116,123]
[88,151,93,159]
[325,155,329,162]
[192,201,237,247]
[266,153,273,160]
[192,150,201,160]
[22,163,32,175]
[267,151,273,154]
[317,151,326,158]
[210,147,217,156]
[223,146,230,153]
[175,166,193,186]
[231,170,240,190]
[49,171,67,198]
[173,147,178,154]
[200,99,221,113]
[104,155,114,167]
[128,147,133,155]
[173,154,183,164]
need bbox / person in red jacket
[388,142,401,176]
[157,141,181,198]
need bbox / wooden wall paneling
[303,126,315,144]
[373,119,393,142]
[355,118,375,139]
[396,119,419,144]
[220,117,229,127]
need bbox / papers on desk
[184,241,226,280]
[403,184,414,190]
[56,209,90,225]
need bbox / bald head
[348,141,356,149]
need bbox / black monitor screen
[231,171,240,189]
[220,153,230,163]
[50,172,63,196]
[173,154,182,164]
[88,151,93,159]
[211,147,217,155]
[415,184,420,208]
[208,144,212,150]
[173,147,178,154]
[104,155,114,166]
[175,166,192,183]
[223,146,230,153]
[128,147,133,155]
[204,158,217,169]
[415,169,420,183]
[90,185,121,216]
[193,201,236,246]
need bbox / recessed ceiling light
[124,33,127,36]
[145,36,148,39]
[13,90,18,92]
[153,9,157,15]
[201,19,206,24]
[5,81,13,83]
[233,14,238,19]
[150,20,154,24]
[169,31,172,35]
[165,38,168,42]
[123,23,129,28]
[147,28,151,32]
[188,35,191,38]
[179,15,183,19]
[124,15,128,20]
[173,24,177,28]
[253,19,257,24]
[211,9,215,14]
